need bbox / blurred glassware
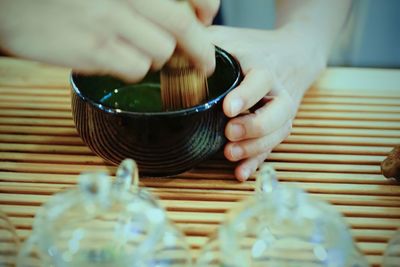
[0,209,20,267]
[383,229,400,267]
[196,164,369,267]
[17,159,192,267]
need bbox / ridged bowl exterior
[71,48,242,176]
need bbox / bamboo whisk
[160,0,209,111]
[160,51,209,111]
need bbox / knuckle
[252,119,268,136]
[192,0,220,24]
[173,7,194,38]
[154,39,176,69]
[255,67,274,83]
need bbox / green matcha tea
[99,83,162,112]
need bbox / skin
[0,0,218,81]
[214,0,352,181]
[0,0,351,182]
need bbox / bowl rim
[70,46,242,117]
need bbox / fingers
[113,6,176,70]
[234,152,270,182]
[225,88,296,142]
[85,37,151,82]
[222,67,297,182]
[227,118,292,182]
[129,0,215,75]
[223,69,273,118]
[189,0,220,25]
[225,119,293,162]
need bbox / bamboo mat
[1,57,400,266]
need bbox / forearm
[273,0,352,103]
[276,0,352,61]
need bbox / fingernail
[231,145,244,160]
[228,123,245,140]
[230,97,243,116]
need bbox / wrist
[273,27,327,104]
[278,23,328,68]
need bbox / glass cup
[17,159,192,267]
[196,164,369,267]
[383,229,400,267]
[0,209,20,267]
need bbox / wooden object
[160,51,208,111]
[381,145,400,181]
[0,57,399,266]
[160,0,209,111]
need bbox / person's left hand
[209,26,326,181]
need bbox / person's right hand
[0,0,218,81]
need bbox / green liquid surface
[99,83,162,112]
[84,49,238,113]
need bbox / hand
[189,0,220,26]
[209,26,326,181]
[0,0,219,81]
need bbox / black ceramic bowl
[71,47,242,176]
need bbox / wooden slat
[0,125,77,135]
[301,96,400,106]
[291,127,400,138]
[2,202,400,224]
[1,95,69,103]
[0,151,386,165]
[0,171,392,185]
[0,160,382,175]
[274,143,392,155]
[0,143,91,154]
[0,162,113,174]
[268,152,384,164]
[299,103,400,113]
[0,57,69,88]
[293,119,400,130]
[2,190,399,210]
[0,109,72,119]
[0,152,104,164]
[308,67,400,93]
[0,101,71,110]
[0,134,83,145]
[285,135,400,146]
[0,142,390,157]
[0,117,74,127]
[1,177,400,204]
[200,161,382,174]
[1,61,399,267]
[0,86,69,96]
[296,111,400,121]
